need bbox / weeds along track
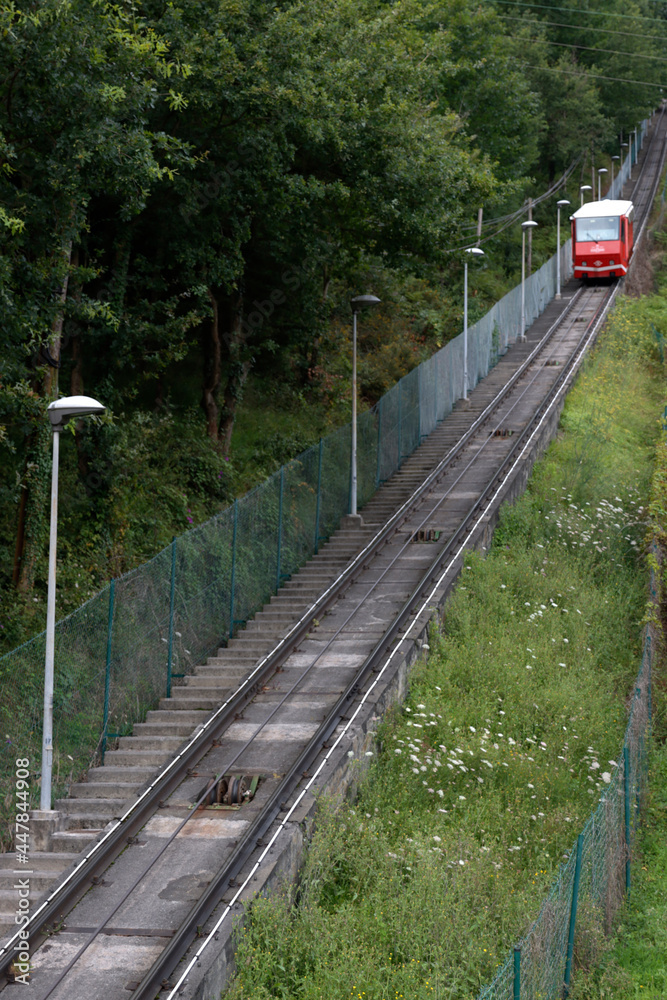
[2,108,666,1000]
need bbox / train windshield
[576,216,620,242]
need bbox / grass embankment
[569,389,667,1000]
[225,294,664,1000]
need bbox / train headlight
[609,260,615,265]
[581,261,587,266]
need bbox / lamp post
[463,247,485,400]
[579,185,592,207]
[611,155,620,196]
[597,167,608,201]
[520,220,538,342]
[621,141,629,172]
[41,395,106,811]
[349,295,380,519]
[556,199,570,300]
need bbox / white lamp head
[557,199,570,208]
[465,247,485,257]
[350,294,381,312]
[521,220,538,230]
[47,395,106,430]
[598,167,608,174]
[580,185,592,191]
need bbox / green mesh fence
[2,120,657,840]
[477,627,653,1000]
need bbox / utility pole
[476,207,483,247]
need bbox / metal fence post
[101,579,115,764]
[513,946,521,1000]
[624,744,631,893]
[166,537,177,699]
[375,400,383,488]
[276,466,284,592]
[563,833,584,998]
[648,635,652,724]
[418,365,422,441]
[398,381,403,469]
[229,499,239,638]
[314,439,324,554]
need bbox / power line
[535,38,667,65]
[458,156,582,236]
[487,0,667,26]
[522,62,665,89]
[497,13,663,42]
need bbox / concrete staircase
[0,519,380,939]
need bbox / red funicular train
[571,200,634,281]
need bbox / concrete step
[68,782,144,800]
[133,720,201,738]
[227,636,277,650]
[267,596,314,607]
[210,652,262,664]
[158,695,225,712]
[243,620,289,635]
[54,799,128,825]
[0,869,63,892]
[145,709,210,725]
[182,675,236,691]
[51,830,102,853]
[0,889,47,911]
[251,609,302,622]
[81,765,157,785]
[195,665,255,680]
[117,735,184,753]
[0,852,73,873]
[103,747,176,768]
[202,661,251,675]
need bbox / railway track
[3,106,666,999]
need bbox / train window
[621,219,626,242]
[576,217,620,242]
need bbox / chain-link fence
[0,122,651,836]
[606,118,648,201]
[477,625,653,1000]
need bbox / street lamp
[597,167,608,201]
[41,395,106,811]
[579,185,592,207]
[463,248,485,400]
[611,155,620,196]
[349,296,380,519]
[520,221,538,342]
[556,199,570,300]
[621,142,629,170]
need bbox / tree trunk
[70,329,91,484]
[15,238,73,593]
[218,293,250,456]
[201,287,222,440]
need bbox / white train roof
[571,200,634,220]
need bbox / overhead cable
[487,0,667,26]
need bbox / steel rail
[154,261,624,1000]
[0,262,586,981]
[38,262,594,1000]
[144,106,667,999]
